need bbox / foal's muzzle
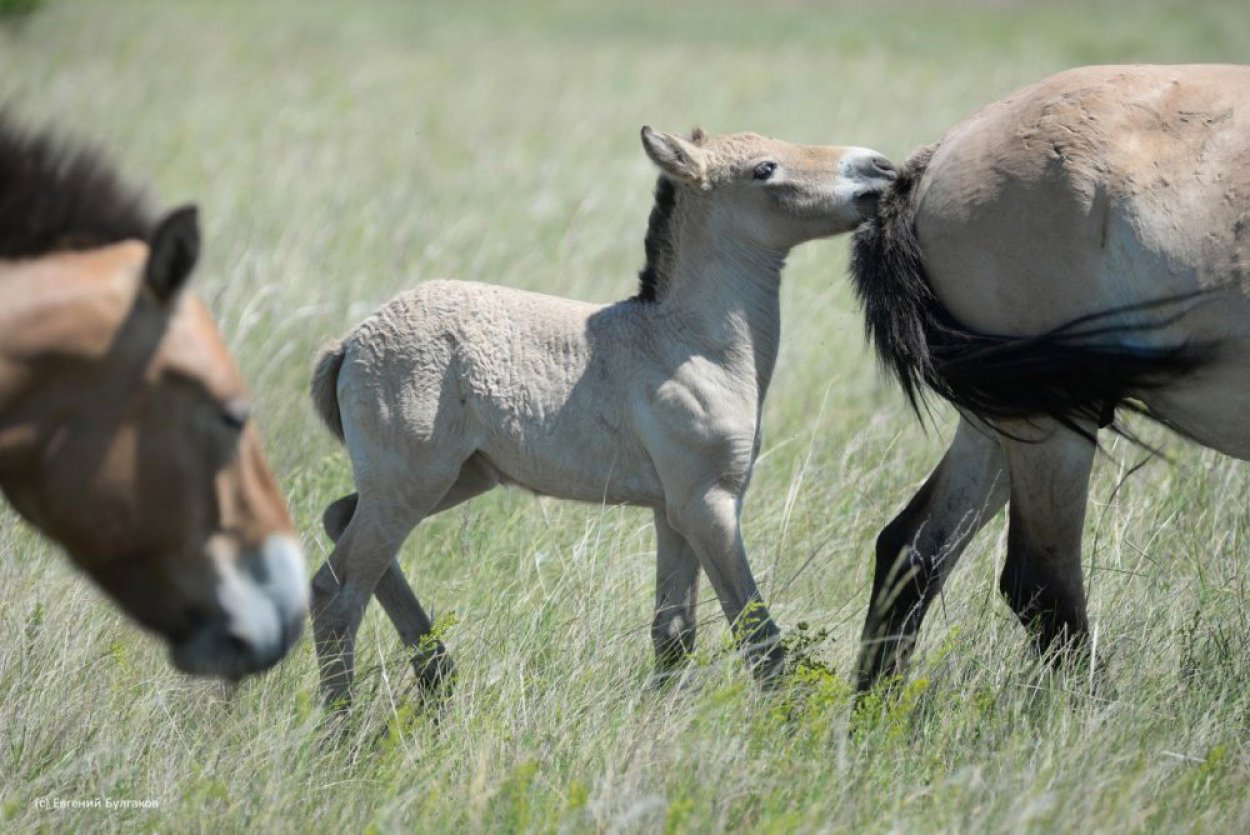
[840,148,900,216]
[171,534,307,680]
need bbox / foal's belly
[477,428,665,508]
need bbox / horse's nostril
[222,632,252,661]
[872,156,899,179]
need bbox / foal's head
[640,126,896,251]
[0,118,306,679]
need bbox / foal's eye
[752,161,777,181]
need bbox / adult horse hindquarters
[851,64,1250,690]
[0,115,307,680]
[311,127,897,707]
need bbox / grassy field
[3,0,1250,831]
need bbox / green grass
[3,0,1250,830]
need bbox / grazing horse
[0,115,306,680]
[310,127,897,706]
[851,64,1250,690]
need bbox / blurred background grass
[2,1,1250,831]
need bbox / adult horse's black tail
[849,145,1213,441]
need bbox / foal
[311,127,896,705]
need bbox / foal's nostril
[871,155,899,179]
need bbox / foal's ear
[641,126,710,189]
[145,205,200,303]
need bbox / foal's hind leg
[650,511,700,683]
[856,418,1009,691]
[312,494,421,709]
[373,455,499,691]
[322,455,500,695]
[322,493,451,693]
[999,424,1095,660]
[311,464,464,708]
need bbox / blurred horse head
[0,115,306,680]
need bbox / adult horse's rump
[851,65,1250,689]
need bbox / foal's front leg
[651,511,700,682]
[666,488,783,683]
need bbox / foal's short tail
[311,340,347,443]
[849,145,1214,442]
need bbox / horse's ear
[641,126,709,189]
[145,205,200,303]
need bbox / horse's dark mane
[0,111,155,260]
[849,143,1216,444]
[633,175,676,303]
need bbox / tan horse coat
[852,64,1250,688]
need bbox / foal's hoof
[750,647,788,690]
[315,700,355,744]
[412,642,456,697]
[646,664,695,693]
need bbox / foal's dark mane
[633,175,676,303]
[633,127,705,304]
[0,112,154,260]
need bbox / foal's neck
[662,221,787,402]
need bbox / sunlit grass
[2,0,1249,830]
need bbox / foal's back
[335,279,668,504]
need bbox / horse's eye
[220,403,249,432]
[753,161,777,181]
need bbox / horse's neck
[663,227,787,402]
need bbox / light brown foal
[0,116,306,680]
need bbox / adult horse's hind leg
[650,511,700,683]
[999,424,1095,659]
[857,417,1009,691]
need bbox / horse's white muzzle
[171,534,308,680]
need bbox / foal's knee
[310,562,367,636]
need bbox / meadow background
[2,0,1250,831]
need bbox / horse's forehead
[10,244,245,400]
[0,240,147,296]
[160,294,246,401]
[0,242,147,357]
